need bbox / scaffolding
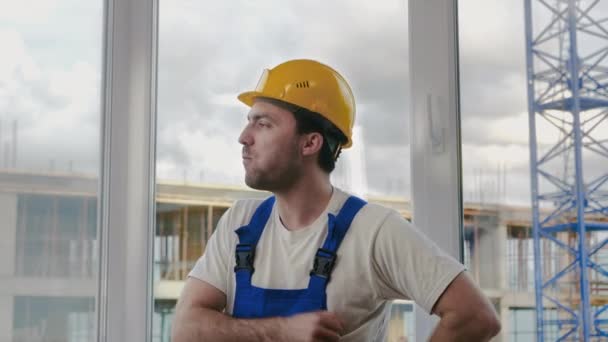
[524,0,608,340]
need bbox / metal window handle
[427,93,445,154]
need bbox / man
[172,59,500,341]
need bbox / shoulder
[231,198,267,216]
[352,198,402,229]
[332,188,396,221]
[226,198,265,224]
[221,198,268,231]
[359,201,398,220]
[343,196,422,247]
[337,192,405,238]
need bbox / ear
[300,132,324,157]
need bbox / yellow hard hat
[238,59,356,148]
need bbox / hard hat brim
[237,91,259,108]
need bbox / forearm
[428,312,499,342]
[171,306,285,342]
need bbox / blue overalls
[232,195,366,318]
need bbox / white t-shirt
[189,188,465,341]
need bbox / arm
[171,277,281,342]
[170,205,282,341]
[171,277,344,342]
[369,212,499,341]
[429,272,501,342]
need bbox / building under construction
[3,169,605,341]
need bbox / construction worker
[172,59,500,341]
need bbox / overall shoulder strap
[234,196,275,274]
[322,195,367,252]
[235,196,275,245]
[309,195,367,292]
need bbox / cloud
[462,111,567,147]
[0,27,101,174]
[459,63,528,119]
[156,0,411,187]
[0,1,60,23]
[362,144,410,197]
[458,1,525,71]
[156,125,244,185]
[461,110,608,206]
[3,0,605,208]
[458,0,528,120]
[458,0,608,205]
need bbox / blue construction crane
[524,0,608,340]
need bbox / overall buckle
[234,244,255,273]
[310,248,336,279]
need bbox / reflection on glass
[155,0,410,340]
[0,1,102,341]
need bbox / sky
[0,0,607,207]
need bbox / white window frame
[409,0,463,339]
[97,0,159,341]
[96,0,462,340]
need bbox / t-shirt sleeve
[188,207,233,294]
[371,211,465,314]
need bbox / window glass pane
[458,1,530,339]
[459,1,608,340]
[155,0,410,341]
[388,301,415,341]
[0,1,103,341]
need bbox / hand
[279,311,345,342]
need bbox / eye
[257,120,270,128]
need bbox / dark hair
[291,108,346,173]
[258,97,346,173]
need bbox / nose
[238,123,253,146]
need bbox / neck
[274,168,333,231]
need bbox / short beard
[244,140,302,192]
[245,166,299,191]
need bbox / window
[510,308,535,342]
[0,1,103,341]
[16,195,97,278]
[155,0,411,340]
[459,0,608,340]
[509,308,561,341]
[458,0,530,340]
[388,301,415,342]
[13,296,95,342]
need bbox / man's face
[238,99,303,191]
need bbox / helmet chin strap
[333,147,343,161]
[326,135,342,161]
